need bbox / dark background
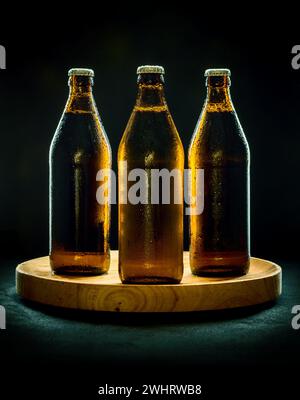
[0,9,299,262]
[0,8,300,398]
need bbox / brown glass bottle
[189,69,250,276]
[49,68,111,275]
[118,65,184,284]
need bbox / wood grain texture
[16,251,281,312]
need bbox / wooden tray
[16,251,281,313]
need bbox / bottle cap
[205,68,231,77]
[137,65,165,74]
[68,68,94,77]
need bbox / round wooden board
[16,251,281,313]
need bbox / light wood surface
[16,251,281,312]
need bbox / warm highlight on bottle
[118,66,184,284]
[49,68,111,275]
[189,69,250,276]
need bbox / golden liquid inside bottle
[189,73,250,276]
[49,72,111,275]
[118,71,184,284]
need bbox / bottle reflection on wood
[118,66,184,284]
[189,69,250,276]
[49,68,111,275]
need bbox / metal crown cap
[137,65,165,74]
[68,68,94,77]
[205,68,231,77]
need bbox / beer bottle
[118,65,184,284]
[189,69,250,276]
[49,68,111,275]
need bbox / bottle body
[189,71,250,276]
[118,68,184,283]
[49,70,111,275]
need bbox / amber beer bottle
[189,69,250,276]
[49,68,111,275]
[118,65,184,283]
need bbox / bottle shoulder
[189,110,249,165]
[118,109,184,168]
[50,112,111,162]
[119,109,183,160]
[51,112,110,145]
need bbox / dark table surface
[1,256,299,397]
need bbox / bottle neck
[65,75,96,113]
[205,75,233,112]
[135,73,167,110]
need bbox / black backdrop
[0,8,299,262]
[1,8,300,399]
